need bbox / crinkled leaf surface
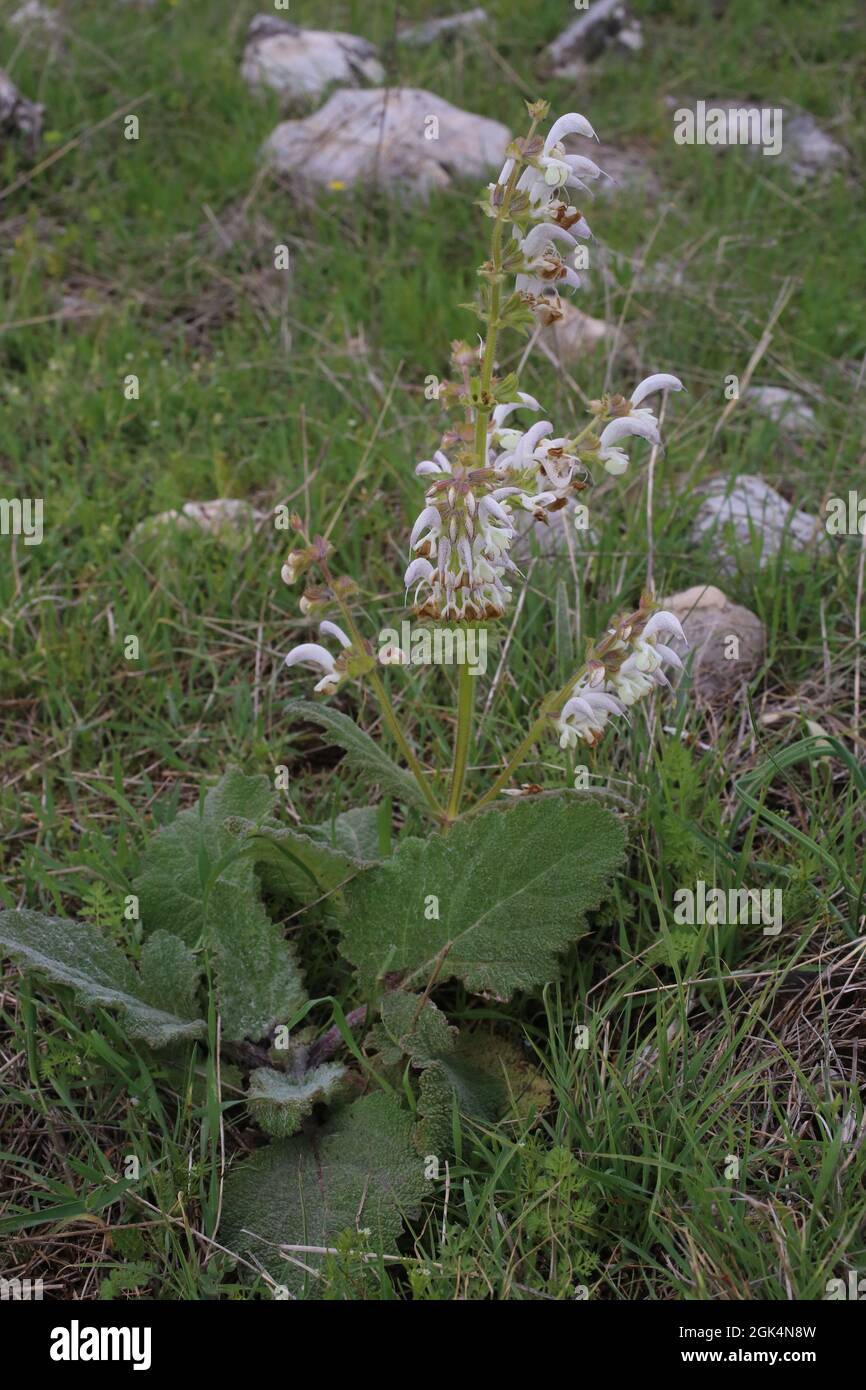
[249,824,357,904]
[339,797,627,999]
[305,808,382,864]
[222,1092,429,1294]
[287,699,431,813]
[133,771,306,1041]
[247,1062,347,1138]
[134,769,273,944]
[374,993,548,1151]
[0,910,204,1048]
[139,930,202,1022]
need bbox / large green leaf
[374,993,549,1151]
[247,1062,347,1138]
[221,1092,429,1295]
[338,797,627,999]
[134,769,274,944]
[133,771,306,1041]
[0,910,205,1048]
[249,825,358,904]
[305,808,382,864]
[287,699,431,814]
[208,882,306,1042]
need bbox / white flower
[557,687,625,749]
[600,446,629,476]
[609,610,686,705]
[599,415,662,449]
[630,373,684,408]
[284,621,351,695]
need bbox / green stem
[320,561,445,820]
[367,664,444,820]
[446,659,475,822]
[468,660,590,817]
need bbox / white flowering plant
[282,101,686,822]
[0,102,689,1295]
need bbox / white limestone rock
[132,499,266,546]
[0,68,44,142]
[691,475,825,572]
[397,8,487,46]
[241,16,384,105]
[747,386,817,436]
[261,87,510,196]
[542,0,643,77]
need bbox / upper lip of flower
[599,416,662,449]
[630,373,684,407]
[543,113,599,152]
[284,621,352,694]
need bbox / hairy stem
[446,659,475,822]
[320,560,445,820]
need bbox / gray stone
[0,68,44,142]
[665,97,848,184]
[10,2,62,35]
[691,474,825,572]
[540,303,620,366]
[262,87,510,196]
[660,584,765,703]
[781,111,848,182]
[241,17,384,104]
[591,143,660,200]
[747,385,817,436]
[542,0,643,76]
[398,8,487,46]
[132,499,267,545]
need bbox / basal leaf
[305,808,382,864]
[287,699,431,814]
[0,910,205,1048]
[209,881,306,1042]
[134,769,274,944]
[338,797,627,1000]
[247,1062,347,1138]
[249,824,357,904]
[221,1092,429,1295]
[374,993,548,1152]
[139,930,202,1023]
[134,771,306,1042]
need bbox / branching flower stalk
[281,100,688,825]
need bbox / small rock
[660,584,765,702]
[781,110,848,182]
[591,143,660,200]
[691,475,825,573]
[397,8,487,46]
[0,68,44,143]
[262,87,510,196]
[241,16,384,105]
[542,0,643,77]
[10,1,62,35]
[132,499,266,546]
[747,385,817,436]
[540,303,619,366]
[665,97,847,184]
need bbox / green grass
[1,0,865,1299]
